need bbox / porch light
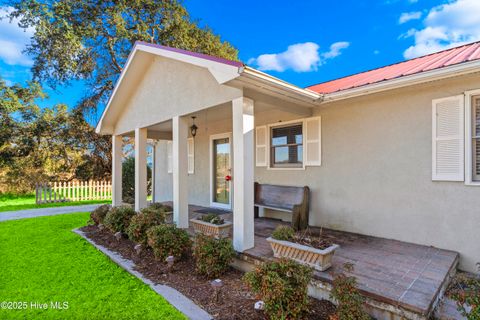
[190,116,198,138]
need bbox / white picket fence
[35,181,112,204]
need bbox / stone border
[73,228,212,320]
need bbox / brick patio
[184,204,459,319]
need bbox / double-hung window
[471,95,480,181]
[270,123,303,168]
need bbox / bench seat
[254,183,310,230]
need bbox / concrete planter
[190,219,232,239]
[266,237,339,271]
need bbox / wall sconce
[190,116,198,138]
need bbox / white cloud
[402,0,480,59]
[0,6,34,66]
[399,11,422,24]
[248,41,350,72]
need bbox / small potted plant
[267,225,339,271]
[190,213,232,239]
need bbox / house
[96,41,480,274]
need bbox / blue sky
[1,0,480,116]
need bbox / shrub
[89,204,111,225]
[329,263,370,320]
[149,202,172,212]
[448,270,480,320]
[244,258,312,319]
[271,225,295,241]
[122,156,152,204]
[104,205,135,233]
[200,213,224,225]
[126,207,166,245]
[146,224,191,260]
[193,234,235,278]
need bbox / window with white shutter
[472,96,480,181]
[188,138,195,174]
[167,141,172,173]
[432,95,464,181]
[305,116,322,166]
[255,126,267,167]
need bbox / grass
[0,212,186,319]
[0,193,110,212]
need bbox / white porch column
[135,127,148,211]
[232,97,255,251]
[112,135,123,207]
[172,116,189,228]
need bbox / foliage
[329,263,370,320]
[448,270,480,320]
[89,204,111,225]
[126,207,166,245]
[200,213,224,225]
[0,212,186,319]
[104,205,135,233]
[149,202,173,212]
[193,234,235,278]
[244,258,312,320]
[146,224,191,260]
[122,156,152,204]
[0,79,111,193]
[7,0,238,119]
[271,225,295,241]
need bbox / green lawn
[0,193,110,212]
[0,212,185,319]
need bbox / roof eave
[322,59,480,103]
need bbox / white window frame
[267,119,306,171]
[464,89,480,186]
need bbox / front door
[210,133,232,210]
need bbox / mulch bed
[80,225,336,320]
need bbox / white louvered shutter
[256,126,267,167]
[305,117,322,166]
[432,96,464,181]
[167,141,173,173]
[187,138,195,174]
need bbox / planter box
[266,237,339,271]
[190,219,232,239]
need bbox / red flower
[225,175,232,181]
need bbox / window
[270,123,303,168]
[471,96,480,181]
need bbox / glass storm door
[211,134,232,209]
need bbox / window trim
[464,89,480,186]
[267,119,306,171]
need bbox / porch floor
[183,204,459,317]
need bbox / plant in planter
[267,225,339,271]
[126,207,166,245]
[146,224,192,260]
[190,213,232,239]
[104,205,135,234]
[193,234,235,278]
[448,269,480,320]
[244,258,312,319]
[89,204,111,225]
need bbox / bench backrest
[254,183,308,208]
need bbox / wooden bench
[254,182,310,230]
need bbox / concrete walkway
[0,204,101,222]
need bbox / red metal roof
[307,41,480,94]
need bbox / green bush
[122,156,152,204]
[104,205,135,233]
[200,213,224,225]
[271,225,295,241]
[126,207,166,245]
[89,204,111,225]
[146,224,191,260]
[330,263,370,320]
[149,202,172,212]
[244,258,312,319]
[193,234,235,278]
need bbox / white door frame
[210,132,233,210]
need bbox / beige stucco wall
[154,73,480,272]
